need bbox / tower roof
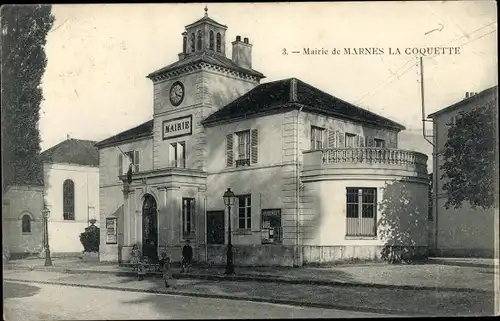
[185,7,227,30]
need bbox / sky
[39,2,498,169]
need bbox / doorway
[142,194,158,263]
[206,210,225,244]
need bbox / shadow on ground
[3,281,41,299]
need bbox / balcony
[302,148,428,181]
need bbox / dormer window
[209,30,214,50]
[216,33,221,52]
[190,33,195,52]
[197,30,202,50]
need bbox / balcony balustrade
[302,148,428,180]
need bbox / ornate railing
[320,148,427,167]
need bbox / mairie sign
[162,115,193,140]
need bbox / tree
[1,5,54,193]
[440,97,497,210]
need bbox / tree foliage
[80,225,100,253]
[1,5,54,193]
[440,96,497,210]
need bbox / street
[3,281,392,320]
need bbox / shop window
[261,209,282,244]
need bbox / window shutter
[358,136,365,147]
[337,131,345,147]
[226,134,234,167]
[367,136,375,147]
[389,133,397,148]
[251,129,258,164]
[118,154,123,176]
[327,129,336,148]
[191,199,196,233]
[134,151,140,172]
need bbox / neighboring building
[96,10,429,266]
[40,138,100,255]
[428,86,498,258]
[2,184,44,259]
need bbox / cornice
[149,61,261,83]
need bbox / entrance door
[142,194,158,262]
[207,211,225,244]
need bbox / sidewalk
[4,257,497,292]
[3,269,495,316]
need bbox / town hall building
[96,9,429,266]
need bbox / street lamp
[41,204,52,266]
[223,188,236,275]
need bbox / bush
[80,225,100,253]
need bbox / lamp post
[41,205,52,266]
[223,188,235,275]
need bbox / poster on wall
[106,217,117,244]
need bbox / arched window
[197,30,202,51]
[209,30,214,50]
[63,179,75,220]
[216,33,221,52]
[22,214,31,233]
[190,33,195,52]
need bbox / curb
[4,278,415,316]
[4,264,492,294]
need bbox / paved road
[4,281,391,320]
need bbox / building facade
[96,11,429,266]
[41,138,100,255]
[428,86,498,258]
[2,185,45,259]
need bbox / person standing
[180,240,193,273]
[130,244,141,271]
[137,257,146,281]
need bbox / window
[346,188,377,237]
[374,139,386,148]
[182,198,195,236]
[209,30,214,50]
[21,214,31,233]
[238,195,251,229]
[125,151,140,172]
[190,33,195,52]
[216,33,221,52]
[197,30,202,50]
[311,126,324,150]
[170,142,186,168]
[261,209,282,244]
[63,179,75,220]
[345,133,357,148]
[236,130,250,167]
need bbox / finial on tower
[204,5,208,16]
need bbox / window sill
[233,229,252,235]
[22,232,32,235]
[345,235,377,240]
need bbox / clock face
[169,81,185,106]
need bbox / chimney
[232,35,252,69]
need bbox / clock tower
[147,8,266,171]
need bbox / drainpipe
[204,196,208,264]
[296,105,304,267]
[433,121,439,255]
